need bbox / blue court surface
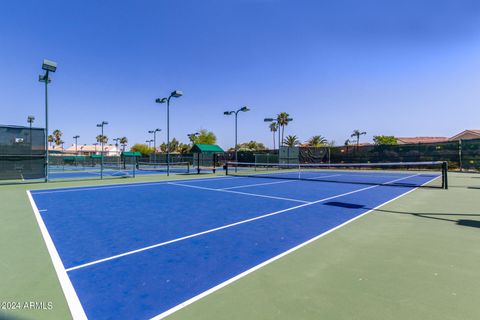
[28,170,439,319]
[46,166,217,180]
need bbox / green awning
[90,154,102,158]
[63,156,86,161]
[191,144,224,153]
[122,151,141,157]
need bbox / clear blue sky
[1,0,480,149]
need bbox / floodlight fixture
[42,59,57,72]
[171,90,183,98]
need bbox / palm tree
[283,135,300,147]
[276,112,291,146]
[344,139,351,153]
[307,135,328,147]
[47,135,54,147]
[350,130,366,148]
[96,135,108,155]
[96,134,108,144]
[268,122,278,149]
[119,137,128,152]
[52,129,62,146]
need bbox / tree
[130,143,154,156]
[178,143,191,154]
[269,122,278,149]
[47,135,54,147]
[96,135,108,144]
[119,137,128,152]
[52,129,62,146]
[277,112,291,146]
[307,135,328,147]
[233,141,267,152]
[192,129,217,145]
[373,135,397,145]
[344,139,351,153]
[350,129,367,148]
[159,142,167,152]
[283,135,300,147]
[169,138,180,153]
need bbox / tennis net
[138,162,190,174]
[225,161,448,189]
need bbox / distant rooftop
[397,137,449,144]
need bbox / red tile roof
[396,137,449,144]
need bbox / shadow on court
[324,201,480,229]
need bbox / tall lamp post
[224,106,250,164]
[146,139,153,148]
[27,115,35,129]
[27,116,35,145]
[155,90,183,176]
[39,59,57,182]
[148,128,161,163]
[93,142,98,154]
[96,121,108,179]
[73,135,80,154]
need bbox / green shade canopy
[90,154,102,158]
[191,144,224,153]
[63,156,86,161]
[121,151,141,157]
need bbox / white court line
[150,173,438,320]
[38,209,48,212]
[222,174,344,190]
[168,182,310,203]
[65,174,419,273]
[26,191,88,320]
[31,176,241,195]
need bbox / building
[63,144,121,156]
[396,137,449,144]
[396,130,480,145]
[449,130,480,141]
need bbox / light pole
[73,135,80,154]
[225,106,250,164]
[148,128,161,163]
[93,142,98,154]
[27,115,35,129]
[27,115,35,145]
[96,121,108,179]
[155,90,183,176]
[39,59,57,182]
[146,139,153,148]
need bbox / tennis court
[27,166,442,319]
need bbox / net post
[133,156,136,178]
[225,162,229,175]
[442,161,448,189]
[187,162,190,173]
[197,153,200,174]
